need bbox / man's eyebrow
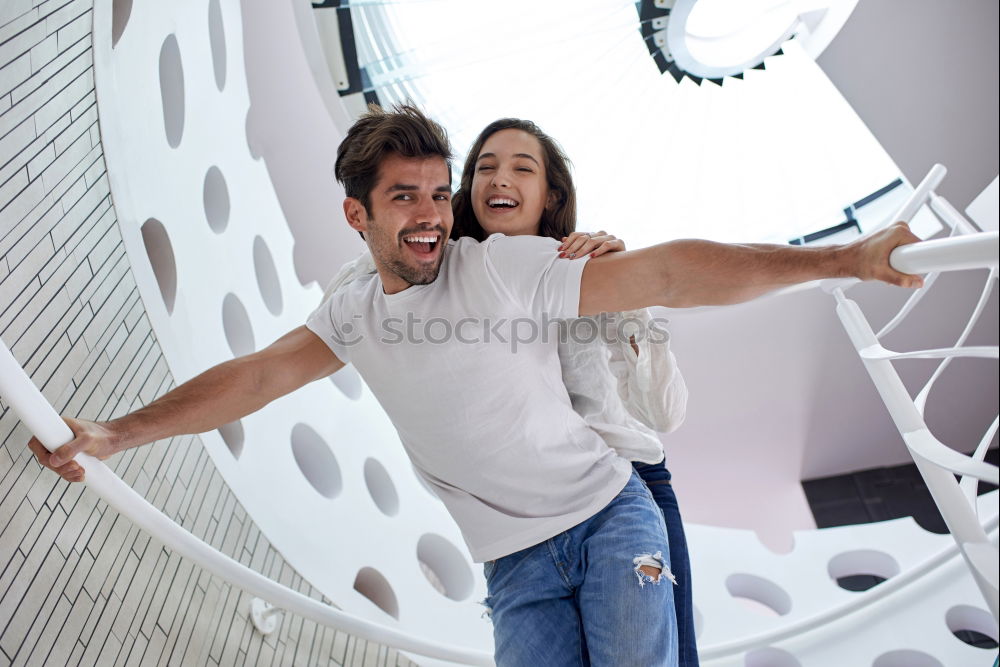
[476,151,541,166]
[384,184,418,193]
[383,184,451,194]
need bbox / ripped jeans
[482,471,678,666]
[633,461,699,667]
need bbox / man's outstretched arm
[578,222,922,315]
[28,326,344,482]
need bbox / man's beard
[368,223,447,287]
[382,254,442,286]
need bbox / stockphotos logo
[327,312,670,353]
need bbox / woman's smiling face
[471,128,555,237]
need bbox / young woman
[327,117,698,665]
[452,118,698,667]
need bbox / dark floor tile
[802,448,998,532]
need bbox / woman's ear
[546,189,560,211]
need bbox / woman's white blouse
[324,251,687,464]
[557,309,687,465]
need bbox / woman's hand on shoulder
[557,230,625,259]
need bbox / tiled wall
[0,2,415,665]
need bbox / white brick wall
[0,3,416,665]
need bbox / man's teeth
[404,236,438,243]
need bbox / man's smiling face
[344,153,453,294]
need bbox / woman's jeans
[483,471,678,666]
[633,461,699,667]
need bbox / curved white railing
[699,510,999,660]
[829,164,1000,623]
[9,333,993,666]
[4,163,996,664]
[702,165,1000,659]
[889,229,999,275]
[0,339,495,667]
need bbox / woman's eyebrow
[476,151,540,165]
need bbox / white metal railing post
[888,163,946,228]
[834,290,999,620]
[829,164,1000,624]
[0,337,494,666]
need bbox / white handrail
[889,230,999,274]
[0,337,494,667]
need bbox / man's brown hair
[335,104,454,215]
[451,118,577,242]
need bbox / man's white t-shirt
[306,234,633,562]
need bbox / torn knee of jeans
[632,551,677,587]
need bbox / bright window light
[347,1,901,247]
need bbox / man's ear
[344,198,368,234]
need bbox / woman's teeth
[488,197,518,209]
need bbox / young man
[31,105,922,666]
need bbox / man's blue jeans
[483,471,678,666]
[633,461,699,667]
